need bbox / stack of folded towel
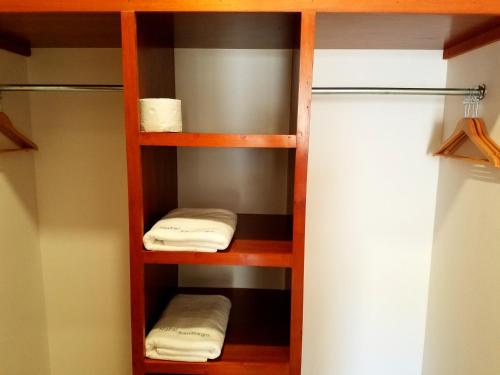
[143,208,237,252]
[145,294,232,362]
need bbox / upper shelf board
[136,12,301,49]
[0,13,122,48]
[0,12,498,51]
[0,12,300,50]
[315,13,500,50]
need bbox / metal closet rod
[0,84,487,99]
[0,84,123,92]
[312,84,487,100]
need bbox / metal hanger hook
[464,92,472,118]
[473,95,480,118]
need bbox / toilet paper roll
[140,98,182,132]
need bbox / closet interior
[0,6,499,375]
[0,12,123,152]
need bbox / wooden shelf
[315,14,500,50]
[143,240,292,267]
[0,13,121,48]
[143,214,293,267]
[139,132,297,148]
[144,288,290,375]
[137,12,300,49]
[1,0,500,14]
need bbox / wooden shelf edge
[444,23,500,59]
[142,240,293,267]
[144,356,289,375]
[2,0,500,13]
[139,132,297,148]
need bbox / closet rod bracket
[476,84,487,100]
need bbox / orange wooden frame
[0,1,498,375]
[1,0,500,13]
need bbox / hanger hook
[473,95,480,118]
[466,88,481,118]
[464,91,472,118]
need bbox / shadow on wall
[466,163,500,183]
[29,93,128,232]
[426,120,445,154]
[432,159,500,240]
[0,151,38,222]
[183,265,235,286]
[179,264,287,289]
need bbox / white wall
[303,50,447,375]
[27,49,131,375]
[422,42,500,375]
[0,51,51,375]
[175,49,292,289]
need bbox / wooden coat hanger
[0,111,38,153]
[434,97,500,168]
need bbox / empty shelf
[139,132,297,148]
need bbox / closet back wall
[175,48,293,289]
[28,49,131,375]
[304,50,447,375]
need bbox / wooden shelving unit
[121,10,313,375]
[1,4,497,375]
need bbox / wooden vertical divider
[121,11,146,375]
[287,13,301,216]
[135,13,179,342]
[290,11,315,375]
[136,12,178,229]
[122,11,179,375]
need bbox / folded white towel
[145,294,232,362]
[143,208,237,252]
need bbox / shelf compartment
[143,214,292,267]
[140,132,297,148]
[143,288,290,375]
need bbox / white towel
[143,208,237,252]
[145,294,232,362]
